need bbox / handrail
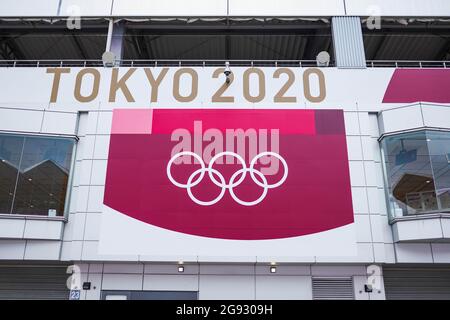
[0,59,448,68]
[366,60,449,68]
[0,59,320,67]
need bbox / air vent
[312,277,354,300]
[0,265,70,300]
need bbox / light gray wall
[0,0,449,17]
[72,263,385,300]
[1,106,450,264]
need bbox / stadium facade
[0,0,449,300]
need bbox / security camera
[364,284,373,293]
[224,61,232,84]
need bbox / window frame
[379,128,450,221]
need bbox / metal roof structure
[0,18,448,63]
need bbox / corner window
[381,130,450,219]
[0,133,75,217]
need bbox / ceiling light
[270,266,277,273]
[178,265,185,273]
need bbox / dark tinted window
[0,133,75,216]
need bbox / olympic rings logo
[167,151,288,206]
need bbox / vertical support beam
[105,19,114,52]
[105,19,125,65]
[111,22,125,61]
[332,16,366,68]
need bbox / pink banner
[383,69,450,104]
[104,109,354,240]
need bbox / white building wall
[0,105,448,266]
[54,109,389,264]
[70,263,387,300]
[0,109,406,263]
[345,0,450,17]
[1,0,450,17]
[0,67,449,299]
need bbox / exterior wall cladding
[0,0,450,300]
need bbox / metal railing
[119,59,322,67]
[0,59,448,68]
[367,60,449,68]
[0,60,105,67]
[0,59,321,67]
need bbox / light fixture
[270,266,277,273]
[177,261,185,273]
[102,51,116,67]
[316,51,330,67]
[28,178,32,181]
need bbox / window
[0,133,75,217]
[381,130,450,219]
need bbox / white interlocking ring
[166,151,288,206]
[187,168,226,206]
[208,151,247,188]
[228,168,269,206]
[167,151,205,188]
[250,151,288,189]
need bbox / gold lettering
[46,68,71,103]
[144,68,169,103]
[273,68,296,103]
[173,68,198,103]
[109,68,136,102]
[212,68,234,103]
[74,68,100,103]
[303,68,326,103]
[243,68,265,103]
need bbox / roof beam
[371,34,388,60]
[71,34,88,59]
[0,36,25,59]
